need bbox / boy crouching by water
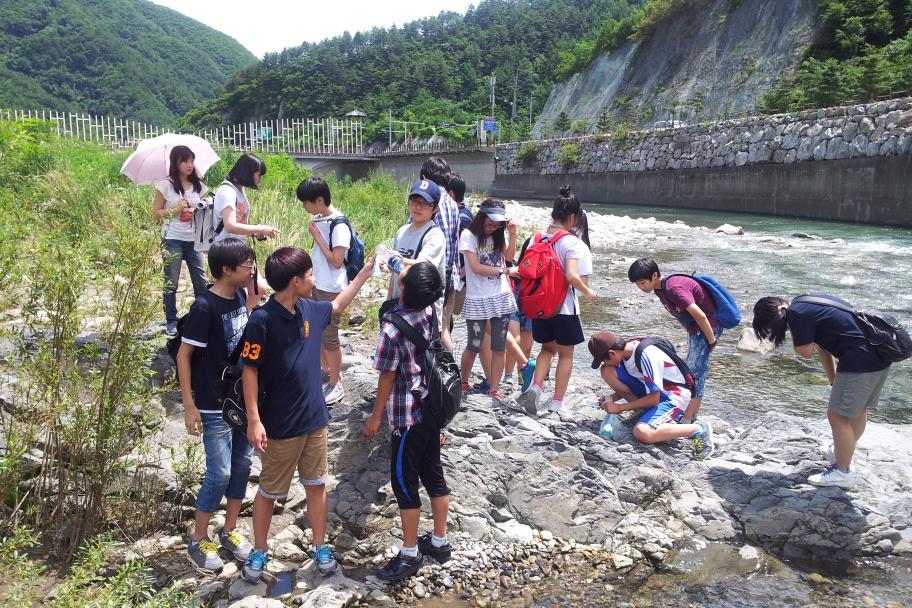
[364,261,453,581]
[588,330,715,460]
[240,247,374,582]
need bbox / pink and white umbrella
[120,133,220,186]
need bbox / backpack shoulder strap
[387,312,430,352]
[413,224,437,260]
[327,215,351,249]
[793,295,855,313]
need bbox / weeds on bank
[0,116,409,595]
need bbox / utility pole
[511,73,518,128]
[490,74,496,118]
[529,91,533,126]
[388,109,392,148]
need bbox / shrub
[570,119,590,135]
[557,143,581,170]
[516,141,540,167]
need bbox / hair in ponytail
[551,185,582,225]
[752,296,790,347]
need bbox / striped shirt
[373,305,433,430]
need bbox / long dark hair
[575,209,590,248]
[551,185,581,226]
[467,197,507,253]
[168,145,203,195]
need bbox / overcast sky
[151,0,477,58]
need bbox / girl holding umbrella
[151,145,209,336]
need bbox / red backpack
[516,230,572,320]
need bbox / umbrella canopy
[120,133,220,186]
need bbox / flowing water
[509,199,912,426]
[445,200,912,607]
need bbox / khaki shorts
[441,286,457,332]
[828,367,891,418]
[311,288,341,351]
[258,426,329,499]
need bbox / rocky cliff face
[533,0,819,136]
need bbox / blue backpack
[328,216,365,282]
[662,273,741,329]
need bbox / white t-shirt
[459,230,516,320]
[622,340,692,408]
[154,179,208,241]
[535,230,590,315]
[213,182,249,242]
[311,210,351,293]
[391,222,446,323]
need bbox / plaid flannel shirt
[435,190,461,290]
[373,306,433,430]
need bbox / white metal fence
[1,108,485,156]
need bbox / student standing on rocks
[364,261,452,581]
[457,198,518,403]
[239,247,375,582]
[520,187,597,414]
[752,295,893,489]
[387,180,447,323]
[152,145,209,336]
[627,258,721,423]
[213,153,279,310]
[176,240,257,573]
[297,176,351,406]
[421,157,461,351]
[588,331,715,460]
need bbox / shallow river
[447,200,912,607]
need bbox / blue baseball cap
[408,179,441,204]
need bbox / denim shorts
[195,412,253,513]
[686,327,722,398]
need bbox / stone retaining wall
[497,98,912,176]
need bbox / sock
[550,398,563,408]
[838,467,850,474]
[431,534,447,548]
[533,382,542,390]
[400,545,419,557]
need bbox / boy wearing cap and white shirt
[588,330,715,460]
[388,180,447,324]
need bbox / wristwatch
[498,267,504,276]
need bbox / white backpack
[192,181,234,252]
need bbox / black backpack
[386,310,462,430]
[166,291,214,363]
[792,296,912,363]
[633,337,697,394]
[328,216,366,281]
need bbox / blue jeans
[196,412,253,514]
[163,238,207,324]
[687,327,722,398]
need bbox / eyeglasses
[409,198,435,209]
[484,220,506,229]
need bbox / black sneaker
[417,533,452,563]
[377,550,424,581]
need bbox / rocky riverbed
[131,315,912,607]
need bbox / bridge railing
[1,108,484,156]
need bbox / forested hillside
[0,0,256,124]
[180,0,643,141]
[762,0,912,111]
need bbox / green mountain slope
[0,0,257,124]
[180,0,642,140]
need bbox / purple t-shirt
[655,275,718,335]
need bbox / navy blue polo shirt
[240,295,332,439]
[787,294,889,373]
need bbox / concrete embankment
[495,98,912,227]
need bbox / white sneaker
[808,466,857,489]
[822,444,836,465]
[324,383,345,405]
[546,400,562,413]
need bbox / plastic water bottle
[388,255,404,274]
[599,414,619,440]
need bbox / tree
[554,111,571,134]
[596,107,613,132]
